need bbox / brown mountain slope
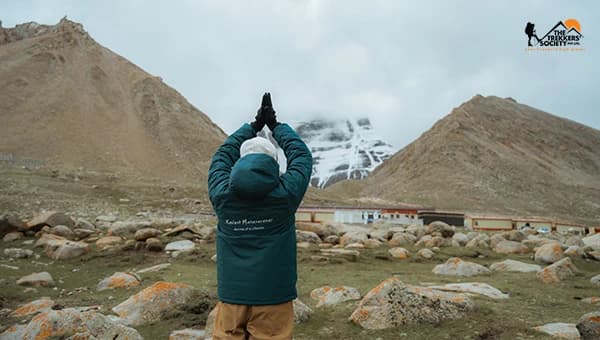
[327,95,600,224]
[0,18,226,183]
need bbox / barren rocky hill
[0,18,226,184]
[328,95,600,224]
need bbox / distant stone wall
[0,153,45,166]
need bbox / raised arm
[272,123,313,207]
[208,124,256,201]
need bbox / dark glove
[250,93,271,131]
[250,101,266,132]
[261,92,279,130]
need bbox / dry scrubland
[1,204,600,339]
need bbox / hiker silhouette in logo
[525,22,541,46]
[208,92,312,339]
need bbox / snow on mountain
[293,118,395,188]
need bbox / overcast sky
[2,1,598,148]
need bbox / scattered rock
[96,236,123,248]
[388,247,410,259]
[586,250,600,261]
[522,235,547,248]
[204,307,217,339]
[135,263,171,274]
[465,235,489,248]
[96,215,118,223]
[564,245,584,257]
[112,281,195,326]
[504,230,527,242]
[324,235,339,244]
[33,233,66,248]
[433,257,490,277]
[310,255,329,263]
[16,272,55,287]
[421,235,448,248]
[4,248,33,259]
[1,214,27,237]
[3,231,24,242]
[369,229,393,242]
[162,224,203,238]
[296,230,321,244]
[582,233,600,250]
[349,277,473,329]
[590,274,600,285]
[165,240,195,252]
[45,239,89,260]
[426,221,454,238]
[197,225,218,241]
[363,239,383,249]
[320,248,359,262]
[405,224,427,239]
[169,328,205,339]
[28,211,75,230]
[297,241,312,249]
[494,240,529,254]
[577,311,600,340]
[339,231,368,247]
[296,222,339,238]
[489,234,506,248]
[581,297,600,304]
[536,257,578,283]
[0,263,20,270]
[10,297,55,317]
[417,248,435,259]
[97,272,141,291]
[0,307,142,339]
[490,259,541,273]
[108,221,152,236]
[75,218,96,230]
[452,232,469,246]
[146,237,164,251]
[48,225,75,239]
[73,228,94,239]
[310,286,361,307]
[428,282,509,299]
[534,323,580,339]
[535,242,565,264]
[135,227,162,241]
[293,298,313,323]
[388,232,416,246]
[565,236,584,247]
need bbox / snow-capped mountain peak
[293,117,395,188]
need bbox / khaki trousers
[212,300,294,340]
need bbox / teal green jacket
[208,123,312,305]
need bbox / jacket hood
[230,153,280,199]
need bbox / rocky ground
[1,211,600,339]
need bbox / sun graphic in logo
[564,18,581,32]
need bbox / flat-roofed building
[295,205,423,225]
[467,215,514,231]
[418,210,465,227]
